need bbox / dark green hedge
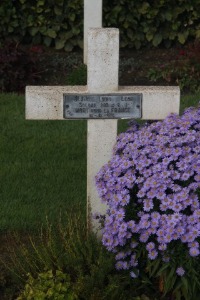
[104,0,200,48]
[0,0,83,51]
[1,0,200,50]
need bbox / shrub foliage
[17,270,76,300]
[1,0,200,50]
[0,0,83,52]
[104,0,200,49]
[3,212,160,299]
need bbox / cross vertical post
[87,28,119,232]
[84,0,102,64]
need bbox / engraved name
[63,93,142,119]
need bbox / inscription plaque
[63,93,142,119]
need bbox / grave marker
[26,28,180,234]
[84,0,102,64]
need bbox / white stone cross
[84,0,102,64]
[26,28,180,233]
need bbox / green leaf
[163,266,176,294]
[46,29,57,38]
[174,290,181,300]
[156,263,170,277]
[172,22,179,30]
[127,28,134,40]
[8,26,14,33]
[29,27,39,37]
[169,31,176,40]
[55,39,65,50]
[181,277,188,293]
[138,2,150,14]
[168,266,175,280]
[54,7,62,15]
[72,28,80,35]
[37,0,45,6]
[165,11,172,21]
[43,36,52,47]
[39,26,47,35]
[123,21,129,29]
[195,29,200,38]
[150,258,161,277]
[36,8,43,13]
[181,285,189,300]
[69,13,75,21]
[64,43,74,52]
[146,32,153,42]
[152,33,162,46]
[173,278,183,292]
[178,33,186,44]
[59,31,73,40]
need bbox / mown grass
[0,92,199,232]
[0,93,87,231]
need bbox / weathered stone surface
[26,86,86,120]
[87,29,119,233]
[84,0,102,64]
[26,85,180,120]
[120,85,180,120]
[87,28,119,93]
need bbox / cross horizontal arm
[26,85,180,120]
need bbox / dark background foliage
[1,0,200,51]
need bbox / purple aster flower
[116,209,125,221]
[139,232,150,243]
[160,203,168,211]
[151,212,161,220]
[130,270,139,278]
[151,219,159,228]
[181,172,191,181]
[102,233,113,247]
[96,104,200,278]
[139,219,150,229]
[148,250,158,260]
[157,229,165,237]
[171,213,182,223]
[164,233,173,243]
[172,202,182,212]
[116,261,126,270]
[146,242,155,251]
[158,243,167,251]
[143,199,154,211]
[176,267,185,276]
[189,247,200,257]
[115,251,126,260]
[188,241,199,249]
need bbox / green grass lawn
[0,93,87,231]
[0,92,199,232]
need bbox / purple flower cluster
[95,105,200,275]
[176,267,185,276]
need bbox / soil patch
[28,43,186,87]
